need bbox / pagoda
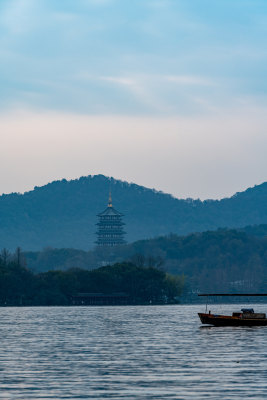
[95,192,126,246]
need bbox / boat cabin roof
[241,308,254,313]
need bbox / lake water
[0,304,267,399]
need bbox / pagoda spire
[108,189,112,207]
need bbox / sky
[0,0,267,199]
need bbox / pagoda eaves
[95,193,126,247]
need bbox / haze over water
[0,305,266,399]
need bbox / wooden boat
[198,294,267,326]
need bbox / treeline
[3,226,267,304]
[124,229,267,293]
[25,227,267,293]
[0,253,183,306]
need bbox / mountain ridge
[3,175,267,202]
[0,174,266,250]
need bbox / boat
[198,294,267,326]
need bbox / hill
[24,227,267,294]
[0,174,267,250]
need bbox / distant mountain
[0,174,267,250]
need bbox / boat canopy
[241,308,254,313]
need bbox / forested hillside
[25,228,267,294]
[0,255,183,306]
[0,174,267,250]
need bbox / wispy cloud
[0,0,267,116]
[100,76,136,86]
[165,75,215,86]
[0,0,38,34]
[0,0,266,201]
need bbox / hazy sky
[0,0,267,199]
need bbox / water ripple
[0,305,266,399]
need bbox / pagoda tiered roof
[97,206,123,217]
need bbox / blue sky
[0,0,267,198]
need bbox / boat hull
[198,313,267,327]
